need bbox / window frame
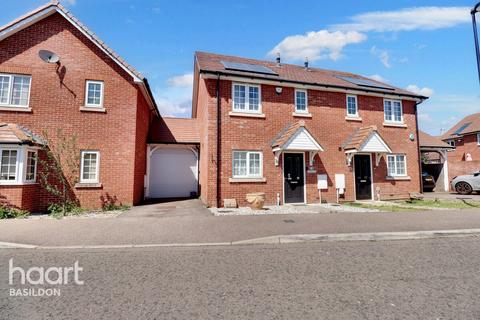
[232,150,263,178]
[24,150,38,183]
[84,80,104,108]
[294,89,308,113]
[384,99,403,123]
[80,150,100,183]
[231,82,262,114]
[0,148,19,183]
[346,94,358,117]
[0,73,32,108]
[386,154,407,177]
[477,133,480,146]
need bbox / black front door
[284,153,305,204]
[354,155,372,200]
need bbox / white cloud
[167,73,193,87]
[367,74,388,83]
[333,7,470,32]
[154,94,190,117]
[370,46,391,68]
[406,85,434,97]
[62,0,76,5]
[418,113,433,123]
[269,30,367,62]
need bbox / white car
[451,171,480,195]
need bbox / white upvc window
[0,73,32,107]
[387,154,407,177]
[85,80,104,108]
[477,133,480,145]
[446,139,456,147]
[346,95,358,117]
[80,151,100,183]
[384,99,403,123]
[232,83,261,113]
[232,151,262,178]
[295,89,308,113]
[0,146,38,184]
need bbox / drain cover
[283,219,295,223]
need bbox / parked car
[451,171,480,195]
[422,172,436,192]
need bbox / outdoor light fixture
[275,87,283,94]
[471,2,480,85]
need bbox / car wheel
[455,182,473,195]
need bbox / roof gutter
[137,78,160,118]
[199,70,428,101]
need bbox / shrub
[0,205,28,219]
[47,202,85,218]
[100,194,130,211]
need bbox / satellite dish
[38,50,60,64]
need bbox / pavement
[423,191,480,201]
[2,237,480,319]
[1,199,480,247]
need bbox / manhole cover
[283,219,295,223]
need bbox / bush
[100,194,129,211]
[0,205,28,219]
[47,202,85,218]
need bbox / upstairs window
[85,80,104,108]
[295,89,308,113]
[477,133,480,145]
[80,151,100,183]
[346,95,358,117]
[232,83,260,113]
[387,154,407,177]
[447,140,456,147]
[0,74,31,107]
[384,99,403,123]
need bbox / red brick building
[192,52,427,207]
[0,1,159,211]
[441,113,480,180]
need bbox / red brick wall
[198,78,421,207]
[0,13,150,210]
[447,134,480,162]
[0,184,38,212]
[449,160,480,182]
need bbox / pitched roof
[149,118,200,144]
[0,123,46,145]
[195,51,427,100]
[271,120,323,151]
[271,121,305,149]
[419,131,453,149]
[342,125,392,153]
[0,0,159,116]
[441,112,480,140]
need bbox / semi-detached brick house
[191,52,428,207]
[0,1,159,212]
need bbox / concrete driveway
[119,198,212,218]
[423,192,480,201]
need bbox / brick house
[191,52,427,207]
[441,113,480,180]
[0,1,159,211]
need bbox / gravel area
[210,203,378,216]
[24,210,124,220]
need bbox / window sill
[0,106,32,112]
[0,182,38,187]
[229,177,267,183]
[383,122,407,128]
[345,116,362,122]
[75,182,103,189]
[229,111,265,118]
[386,176,411,181]
[80,106,106,113]
[292,112,312,118]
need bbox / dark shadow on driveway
[120,198,212,219]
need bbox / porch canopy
[342,125,392,166]
[271,120,324,166]
[0,123,46,146]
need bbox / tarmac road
[1,237,480,319]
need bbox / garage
[147,145,198,198]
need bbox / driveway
[423,191,480,201]
[119,198,211,218]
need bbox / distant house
[441,113,480,180]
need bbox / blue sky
[2,0,480,135]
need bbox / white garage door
[148,147,198,198]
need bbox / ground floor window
[387,154,406,176]
[0,146,38,184]
[80,151,100,183]
[25,150,37,182]
[0,149,17,181]
[232,151,262,178]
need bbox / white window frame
[0,148,19,183]
[24,150,38,183]
[294,89,308,113]
[346,94,358,117]
[231,83,262,114]
[0,73,32,108]
[0,146,38,185]
[446,139,456,147]
[384,99,403,123]
[85,80,104,108]
[386,154,407,177]
[477,133,480,146]
[80,150,100,183]
[232,150,263,178]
